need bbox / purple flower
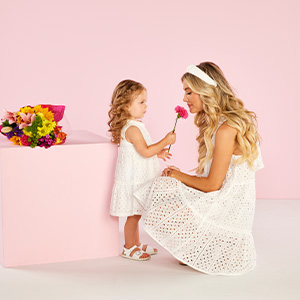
[6,126,23,139]
[38,134,55,149]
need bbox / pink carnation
[168,105,189,153]
[175,106,188,119]
[20,134,31,146]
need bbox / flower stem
[172,116,179,133]
[168,115,180,152]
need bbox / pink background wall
[0,0,299,199]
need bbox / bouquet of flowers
[0,104,67,148]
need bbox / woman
[134,62,264,275]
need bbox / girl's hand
[157,149,172,161]
[165,132,176,145]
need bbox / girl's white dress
[134,123,264,275]
[110,120,161,217]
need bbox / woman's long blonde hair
[108,79,145,145]
[181,62,260,174]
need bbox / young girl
[134,62,264,274]
[108,79,176,261]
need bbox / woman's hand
[157,149,172,161]
[162,165,181,177]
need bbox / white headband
[186,65,217,87]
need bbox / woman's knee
[153,176,178,190]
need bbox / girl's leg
[124,215,149,259]
[124,215,141,249]
[135,222,141,246]
[124,215,149,258]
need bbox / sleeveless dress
[134,121,264,275]
[110,119,161,217]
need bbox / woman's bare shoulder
[216,121,238,139]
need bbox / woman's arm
[125,126,176,158]
[167,123,237,192]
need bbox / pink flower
[175,106,188,119]
[19,112,36,129]
[168,105,189,152]
[20,134,31,146]
[1,109,18,124]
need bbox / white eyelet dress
[134,124,264,275]
[110,120,161,217]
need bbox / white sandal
[121,245,151,261]
[138,243,158,255]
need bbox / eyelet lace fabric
[110,120,161,217]
[134,123,264,275]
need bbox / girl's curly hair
[108,79,145,145]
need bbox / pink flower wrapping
[41,105,65,122]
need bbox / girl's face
[128,89,147,120]
[182,80,203,113]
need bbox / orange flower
[57,132,67,143]
[54,125,62,134]
[9,136,21,145]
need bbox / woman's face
[182,80,203,113]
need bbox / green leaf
[2,120,11,127]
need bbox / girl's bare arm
[125,126,176,158]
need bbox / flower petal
[1,126,12,133]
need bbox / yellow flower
[20,106,35,114]
[55,137,62,144]
[36,113,56,136]
[9,136,21,145]
[34,105,54,121]
[16,115,23,124]
[38,127,48,136]
[43,119,56,132]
